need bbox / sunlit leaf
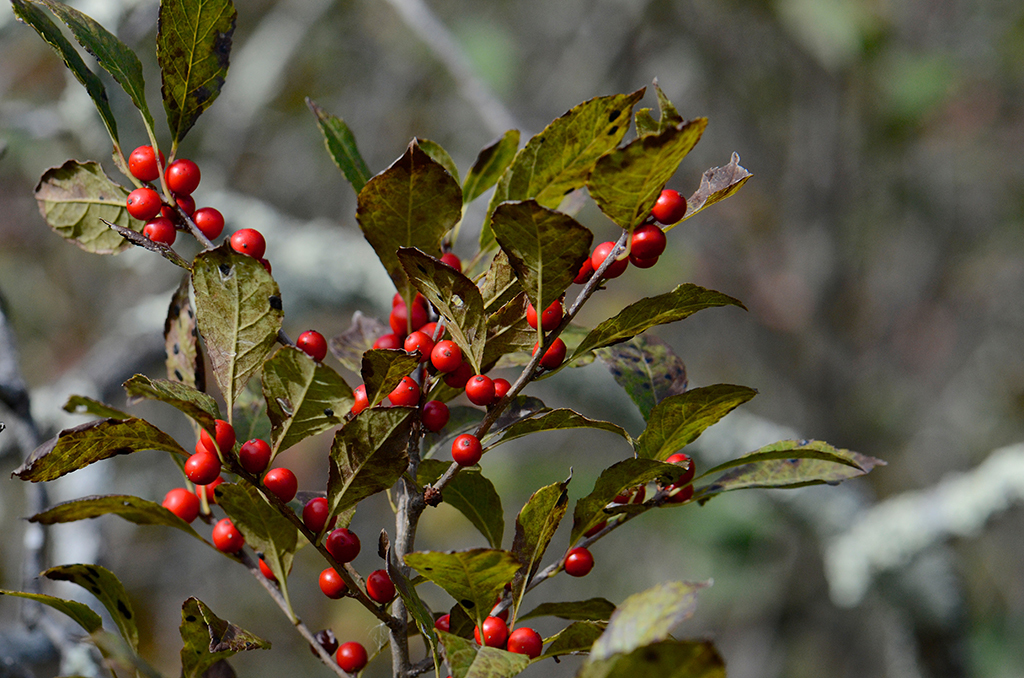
[636,385,756,460]
[0,590,101,634]
[62,395,130,420]
[510,477,570,619]
[404,549,521,628]
[418,459,504,549]
[440,631,531,678]
[34,160,134,254]
[179,597,269,678]
[418,138,460,184]
[590,581,709,662]
[463,130,519,204]
[43,564,138,652]
[308,98,371,193]
[123,374,220,433]
[595,335,687,421]
[29,494,204,541]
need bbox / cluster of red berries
[575,188,685,283]
[124,145,269,270]
[434,613,543,659]
[310,631,369,673]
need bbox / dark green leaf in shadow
[579,639,724,678]
[307,98,371,193]
[29,494,204,541]
[43,564,138,652]
[635,81,684,138]
[520,599,616,623]
[480,250,522,315]
[636,385,757,460]
[540,621,605,660]
[360,349,421,407]
[418,459,504,549]
[404,550,520,628]
[328,407,413,516]
[463,130,519,204]
[482,293,533,370]
[418,138,460,184]
[485,410,632,451]
[422,406,485,461]
[595,335,687,421]
[179,597,270,678]
[34,160,134,254]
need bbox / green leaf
[694,440,884,503]
[381,531,441,671]
[262,346,353,455]
[588,118,707,230]
[29,494,204,540]
[540,621,605,659]
[62,395,130,420]
[307,98,371,193]
[418,459,504,549]
[510,477,570,619]
[327,407,413,516]
[360,349,421,407]
[635,81,684,137]
[486,409,632,451]
[636,385,757,460]
[520,598,616,622]
[165,277,206,391]
[11,0,118,143]
[192,244,284,411]
[570,458,688,544]
[34,160,134,254]
[571,284,745,363]
[232,380,272,444]
[463,130,520,204]
[482,89,645,250]
[490,201,592,326]
[579,640,725,678]
[481,293,533,370]
[32,0,153,128]
[0,589,102,634]
[418,138,460,184]
[329,311,388,373]
[14,417,188,482]
[215,482,298,609]
[157,0,236,146]
[123,374,220,432]
[595,335,687,421]
[179,597,270,678]
[590,581,709,662]
[398,248,487,373]
[404,549,521,628]
[43,564,138,652]
[480,249,522,315]
[356,140,463,302]
[674,152,753,231]
[440,631,532,678]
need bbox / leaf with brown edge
[34,160,134,254]
[404,549,521,629]
[360,349,421,407]
[29,494,204,540]
[14,418,188,482]
[165,277,206,391]
[327,407,413,517]
[510,476,570,620]
[595,335,687,422]
[672,152,753,231]
[463,129,520,204]
[179,597,270,678]
[329,311,388,373]
[636,384,757,461]
[43,564,139,652]
[123,374,220,433]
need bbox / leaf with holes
[404,549,521,628]
[123,374,220,433]
[418,459,504,549]
[510,476,570,619]
[595,335,687,421]
[328,407,413,517]
[636,385,757,461]
[29,494,204,540]
[179,597,270,678]
[308,98,371,193]
[43,564,138,652]
[34,161,134,254]
[165,278,206,391]
[463,130,520,204]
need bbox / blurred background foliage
[1,0,1023,676]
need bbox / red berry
[651,189,687,225]
[440,252,462,272]
[126,187,162,221]
[195,476,223,504]
[665,483,695,504]
[325,528,361,563]
[366,569,395,603]
[665,453,696,486]
[389,300,429,335]
[507,627,543,658]
[532,338,567,370]
[574,257,594,285]
[591,241,628,279]
[526,299,562,331]
[474,616,508,648]
[312,629,339,657]
[420,322,440,340]
[421,400,450,433]
[336,642,368,673]
[351,384,369,415]
[431,340,463,373]
[303,497,330,534]
[434,614,450,632]
[584,520,607,538]
[628,253,659,269]
[238,438,271,474]
[184,452,221,485]
[143,217,176,245]
[212,517,244,553]
[564,547,594,577]
[631,223,667,259]
[229,228,266,259]
[296,329,328,362]
[319,567,347,599]
[393,292,427,308]
[200,419,235,456]
[465,375,495,406]
[388,376,420,407]
[492,378,511,401]
[162,488,200,523]
[373,333,404,350]
[164,158,201,195]
[264,467,298,503]
[128,145,165,182]
[403,331,435,363]
[259,557,277,582]
[452,433,482,466]
[258,258,272,273]
[192,206,224,239]
[443,361,473,388]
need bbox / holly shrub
[3,1,883,677]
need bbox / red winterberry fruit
[192,206,224,239]
[264,467,298,503]
[421,400,450,433]
[128,145,165,182]
[195,476,223,505]
[584,520,607,538]
[351,384,369,415]
[492,378,511,401]
[440,252,462,272]
[229,228,266,259]
[200,419,235,456]
[631,223,667,259]
[452,433,482,466]
[420,322,440,340]
[434,614,450,632]
[665,453,696,486]
[532,338,567,370]
[184,452,221,485]
[431,340,463,373]
[126,187,162,221]
[474,616,508,648]
[465,374,495,406]
[212,517,244,553]
[258,258,271,273]
[388,376,420,407]
[312,629,339,656]
[651,189,687,224]
[665,483,694,504]
[507,627,543,658]
[259,557,277,582]
[319,567,347,599]
[296,329,328,362]
[526,299,562,331]
[443,361,473,388]
[238,438,271,474]
[325,528,361,563]
[336,642,368,673]
[564,547,594,577]
[403,331,435,363]
[591,241,628,279]
[169,193,196,217]
[392,292,427,308]
[389,300,429,335]
[574,257,594,285]
[303,497,330,534]
[366,569,395,603]
[628,253,659,269]
[164,158,201,195]
[373,333,404,350]
[143,217,176,245]
[162,488,200,523]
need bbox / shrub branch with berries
[5,1,883,677]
